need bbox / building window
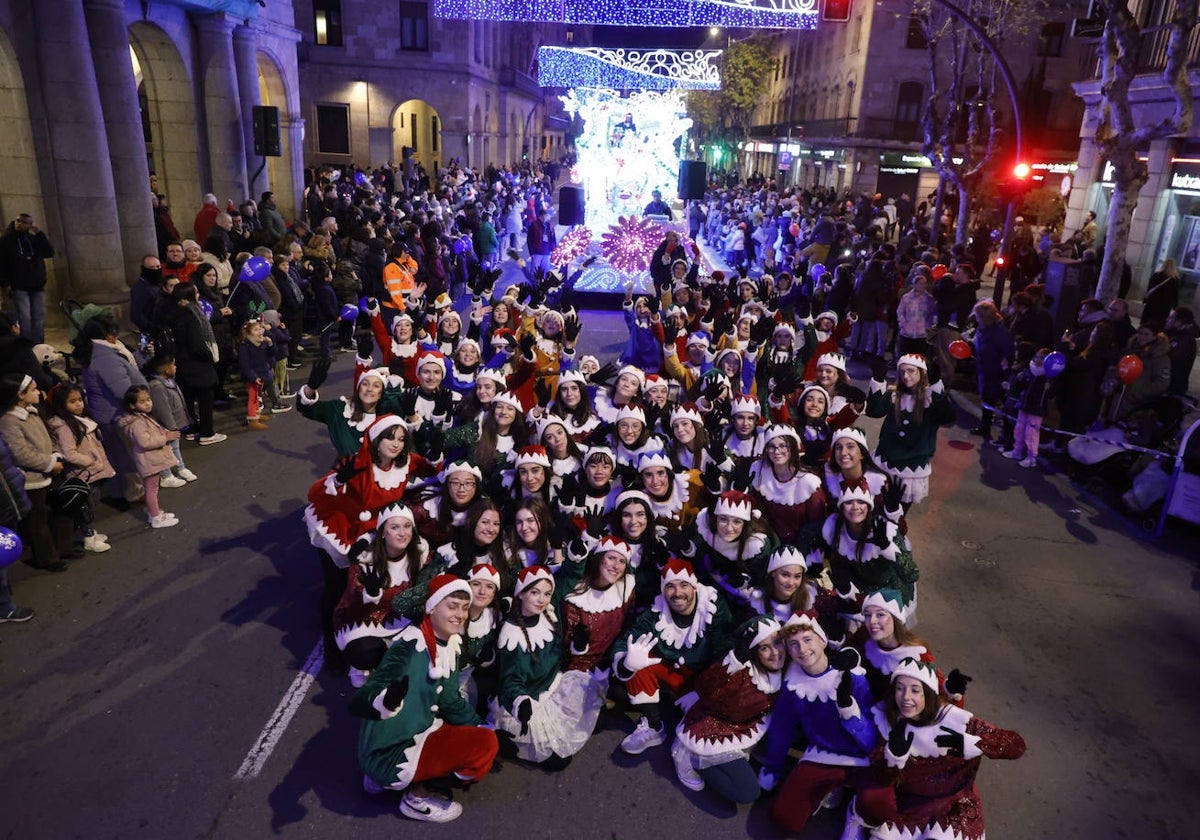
[1038,22,1065,57]
[410,113,418,151]
[905,15,927,50]
[431,116,439,152]
[316,104,350,155]
[895,82,924,141]
[314,0,343,47]
[400,2,428,52]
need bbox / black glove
[701,461,723,494]
[571,622,590,653]
[701,376,725,402]
[870,356,888,382]
[709,284,728,307]
[413,421,443,461]
[829,646,861,672]
[663,320,680,344]
[591,360,620,387]
[927,360,941,386]
[888,721,914,758]
[306,355,333,391]
[432,387,454,418]
[726,568,751,590]
[584,512,607,539]
[334,455,365,485]
[518,331,537,358]
[515,697,533,736]
[533,377,552,407]
[383,674,410,711]
[549,519,578,550]
[750,315,775,344]
[358,563,386,598]
[730,457,753,493]
[934,725,965,757]
[641,536,668,570]
[713,309,734,337]
[645,294,660,315]
[564,311,582,342]
[772,367,802,399]
[869,517,893,550]
[881,479,904,513]
[477,639,498,669]
[356,332,373,360]
[945,668,973,696]
[388,357,407,378]
[836,668,855,710]
[828,563,852,597]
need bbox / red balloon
[789,223,800,237]
[931,264,948,280]
[948,339,973,360]
[1117,353,1143,386]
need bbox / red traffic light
[823,0,852,22]
[1012,163,1031,179]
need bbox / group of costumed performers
[294,250,1022,833]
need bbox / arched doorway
[257,51,298,222]
[393,99,441,178]
[0,29,45,229]
[129,22,200,219]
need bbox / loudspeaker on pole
[678,160,707,200]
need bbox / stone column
[32,0,127,305]
[84,0,158,275]
[233,24,267,202]
[194,14,247,208]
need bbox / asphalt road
[2,309,1197,839]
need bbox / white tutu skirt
[489,670,605,763]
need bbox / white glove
[622,632,663,673]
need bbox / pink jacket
[47,416,116,483]
[116,412,178,477]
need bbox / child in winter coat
[144,354,195,486]
[45,384,116,552]
[1003,347,1055,469]
[237,319,278,430]
[115,385,180,528]
[262,310,294,405]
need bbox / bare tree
[1091,0,1198,300]
[916,0,1045,245]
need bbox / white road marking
[234,641,324,779]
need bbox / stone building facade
[0,0,303,313]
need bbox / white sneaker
[1001,449,1022,460]
[82,534,111,553]
[198,433,227,446]
[620,717,666,755]
[160,475,186,489]
[150,513,179,528]
[671,740,704,791]
[1019,457,1038,468]
[91,532,110,544]
[271,405,292,414]
[399,790,462,823]
[176,468,198,482]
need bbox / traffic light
[996,162,1034,204]
[823,0,851,22]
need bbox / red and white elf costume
[750,424,828,545]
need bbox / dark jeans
[20,487,73,567]
[698,758,761,804]
[319,550,349,671]
[180,382,215,438]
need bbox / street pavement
[2,311,1198,839]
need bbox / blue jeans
[12,288,45,344]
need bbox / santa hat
[714,490,758,521]
[838,485,875,509]
[614,489,653,512]
[440,459,482,483]
[892,656,939,693]
[831,427,869,451]
[734,615,783,663]
[513,445,551,469]
[514,564,555,597]
[772,322,797,342]
[467,563,502,589]
[456,337,481,356]
[710,270,726,282]
[432,292,453,311]
[816,352,847,372]
[730,393,760,417]
[784,609,828,644]
[392,311,415,332]
[492,390,523,411]
[762,423,801,449]
[686,331,711,350]
[615,403,647,426]
[767,545,807,574]
[367,415,405,442]
[416,349,447,374]
[642,374,669,394]
[638,451,673,473]
[618,365,646,387]
[713,348,741,371]
[424,573,472,614]
[896,353,928,372]
[814,310,839,328]
[584,444,616,465]
[670,403,703,428]
[534,415,568,441]
[356,367,388,388]
[474,368,507,388]
[798,384,828,410]
[558,369,587,388]
[439,309,462,327]
[595,535,632,563]
[490,327,516,348]
[578,354,599,371]
[540,309,565,330]
[376,502,415,528]
[861,588,909,623]
[661,558,699,590]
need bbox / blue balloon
[239,255,271,283]
[355,171,368,186]
[198,299,214,319]
[0,526,22,569]
[358,296,369,311]
[340,303,360,321]
[1043,351,1068,379]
